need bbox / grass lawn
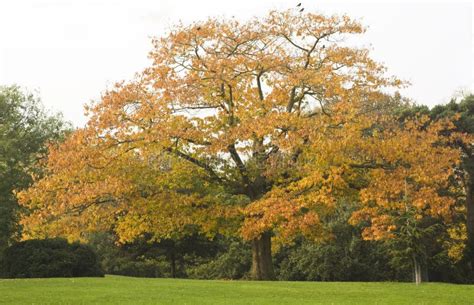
[0,275,472,305]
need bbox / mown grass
[0,275,472,305]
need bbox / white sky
[0,0,472,127]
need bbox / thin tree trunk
[421,264,429,282]
[413,255,422,285]
[250,232,275,280]
[466,181,474,270]
[170,252,176,278]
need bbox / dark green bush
[187,241,251,279]
[275,239,395,281]
[0,238,103,278]
[109,257,169,278]
[275,203,399,282]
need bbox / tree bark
[250,232,275,280]
[170,252,176,278]
[422,263,429,283]
[466,180,474,271]
[413,255,422,285]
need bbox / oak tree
[18,10,460,280]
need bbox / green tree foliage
[429,95,474,256]
[0,86,69,252]
[187,240,252,280]
[275,203,396,281]
[87,231,240,279]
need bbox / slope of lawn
[0,275,473,305]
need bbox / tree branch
[164,147,224,183]
[256,71,265,101]
[228,143,250,186]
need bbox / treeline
[87,198,471,283]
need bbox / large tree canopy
[18,10,462,280]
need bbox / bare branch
[164,147,224,183]
[228,143,250,186]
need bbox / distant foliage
[0,238,103,278]
[87,231,226,278]
[109,258,169,278]
[0,86,70,253]
[275,205,398,281]
[187,241,252,280]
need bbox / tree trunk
[421,264,429,283]
[466,181,474,269]
[250,232,275,280]
[413,255,422,285]
[170,252,176,278]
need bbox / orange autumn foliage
[18,10,461,249]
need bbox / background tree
[347,113,462,283]
[394,95,474,278]
[18,10,459,281]
[274,201,396,282]
[428,95,474,272]
[0,86,69,254]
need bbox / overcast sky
[0,0,472,127]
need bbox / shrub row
[0,238,103,278]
